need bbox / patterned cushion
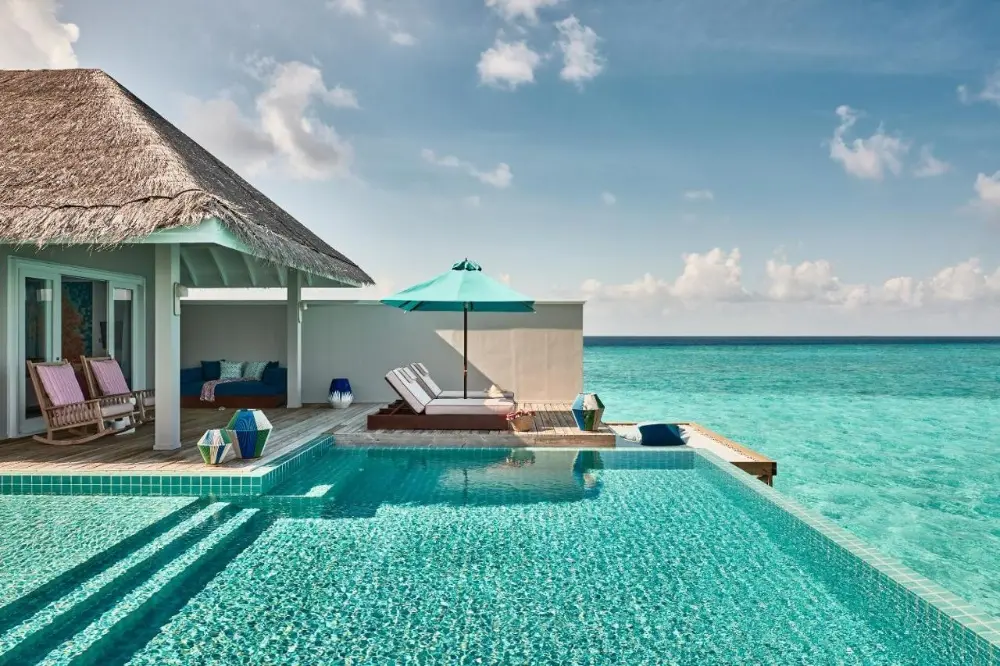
[91,359,131,396]
[219,360,244,380]
[36,364,85,406]
[242,361,268,381]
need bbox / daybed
[408,362,514,400]
[180,360,287,409]
[368,367,516,431]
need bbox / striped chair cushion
[36,364,85,406]
[92,359,131,396]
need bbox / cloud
[683,189,714,202]
[828,105,909,180]
[583,248,749,304]
[555,16,604,86]
[477,39,541,89]
[765,257,868,306]
[912,145,950,178]
[958,67,1000,106]
[0,0,79,68]
[332,2,416,45]
[485,0,562,24]
[926,259,1000,302]
[463,195,482,208]
[973,171,1000,211]
[183,60,358,179]
[422,149,514,189]
[329,0,365,16]
[375,11,417,46]
[582,251,1000,310]
[601,191,616,205]
[878,276,924,307]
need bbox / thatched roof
[0,68,373,286]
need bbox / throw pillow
[243,361,268,381]
[219,360,244,380]
[201,360,221,381]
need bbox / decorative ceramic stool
[571,392,605,431]
[198,429,235,465]
[328,378,354,409]
[226,409,273,459]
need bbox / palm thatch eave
[0,191,373,287]
[0,68,375,287]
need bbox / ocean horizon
[584,337,1000,617]
[586,336,1000,345]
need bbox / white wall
[181,300,584,403]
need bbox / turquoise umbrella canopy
[381,260,535,397]
[381,259,534,313]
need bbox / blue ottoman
[636,422,685,447]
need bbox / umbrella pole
[463,305,468,399]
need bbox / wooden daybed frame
[180,395,286,409]
[367,400,510,431]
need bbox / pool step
[37,508,264,666]
[0,498,206,637]
[0,502,238,666]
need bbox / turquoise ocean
[584,337,1000,617]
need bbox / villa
[0,68,996,665]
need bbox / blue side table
[328,378,354,409]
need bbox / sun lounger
[367,367,516,430]
[408,362,514,400]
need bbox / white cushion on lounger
[100,402,134,418]
[409,363,514,400]
[385,368,432,414]
[424,398,515,416]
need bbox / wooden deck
[330,402,616,447]
[0,404,377,474]
[0,404,774,484]
[0,403,614,475]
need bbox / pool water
[0,448,991,665]
[585,341,1000,617]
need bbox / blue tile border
[687,447,1000,658]
[0,435,335,498]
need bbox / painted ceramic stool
[571,392,605,431]
[198,429,235,465]
[226,409,273,459]
[328,378,354,409]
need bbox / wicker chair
[80,356,155,424]
[26,360,137,445]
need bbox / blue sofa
[179,361,287,408]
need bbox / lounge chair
[408,362,514,400]
[26,360,138,445]
[368,367,516,431]
[81,356,155,424]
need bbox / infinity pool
[0,448,994,665]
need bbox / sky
[3,0,1000,334]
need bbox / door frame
[6,257,146,438]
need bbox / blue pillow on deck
[636,422,686,447]
[201,360,221,381]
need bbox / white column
[286,268,303,408]
[153,243,181,450]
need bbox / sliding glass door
[19,270,61,433]
[9,258,145,437]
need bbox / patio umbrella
[381,259,534,398]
